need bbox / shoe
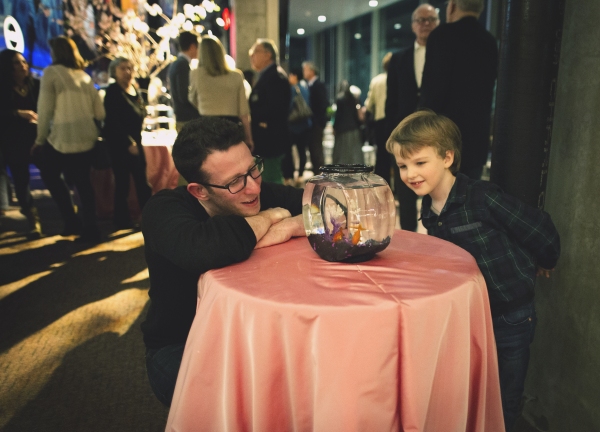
[22,207,43,238]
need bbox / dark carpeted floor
[0,189,168,431]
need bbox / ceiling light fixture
[297,28,305,35]
[318,15,326,22]
[369,1,378,7]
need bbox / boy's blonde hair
[386,109,462,174]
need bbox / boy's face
[393,145,454,197]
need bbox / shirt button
[438,222,442,226]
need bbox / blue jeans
[492,301,537,432]
[145,343,185,406]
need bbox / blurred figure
[34,36,105,242]
[168,31,200,132]
[248,39,291,183]
[0,49,41,238]
[302,61,328,174]
[365,52,392,181]
[189,35,253,150]
[332,81,364,165]
[386,3,439,231]
[103,57,153,230]
[420,0,498,180]
[282,68,311,187]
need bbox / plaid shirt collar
[421,173,468,220]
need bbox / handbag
[288,86,313,123]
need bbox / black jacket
[385,46,419,137]
[308,78,329,129]
[420,17,498,170]
[249,64,291,157]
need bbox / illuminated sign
[3,16,25,53]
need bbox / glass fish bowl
[302,164,396,262]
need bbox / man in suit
[385,3,439,231]
[302,61,328,174]
[249,39,291,184]
[168,32,200,132]
[420,0,498,180]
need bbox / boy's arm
[485,188,561,270]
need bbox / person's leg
[37,144,81,233]
[308,126,325,174]
[130,149,153,212]
[493,301,537,432]
[110,151,133,228]
[64,151,100,240]
[5,150,34,212]
[295,129,310,179]
[396,180,418,231]
[281,144,295,182]
[145,343,185,406]
[261,156,284,184]
[374,119,392,184]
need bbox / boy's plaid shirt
[421,173,560,317]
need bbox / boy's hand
[536,266,554,278]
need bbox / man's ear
[187,183,210,202]
[444,150,455,168]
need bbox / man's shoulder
[168,58,187,79]
[390,47,414,67]
[144,186,193,212]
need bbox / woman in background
[282,69,311,187]
[332,80,364,165]
[0,49,42,238]
[102,57,152,230]
[188,35,253,150]
[34,36,105,242]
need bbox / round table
[167,230,504,432]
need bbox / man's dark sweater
[141,183,303,349]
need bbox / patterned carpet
[0,191,168,431]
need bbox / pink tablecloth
[167,230,505,432]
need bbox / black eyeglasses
[200,157,264,194]
[412,17,439,25]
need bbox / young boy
[386,110,560,432]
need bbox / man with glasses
[385,3,439,232]
[141,117,305,406]
[420,0,498,181]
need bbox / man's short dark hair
[178,31,198,52]
[172,117,246,184]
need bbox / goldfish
[351,224,364,245]
[333,229,344,243]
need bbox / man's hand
[536,266,555,278]
[255,215,306,249]
[259,207,292,225]
[245,207,292,244]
